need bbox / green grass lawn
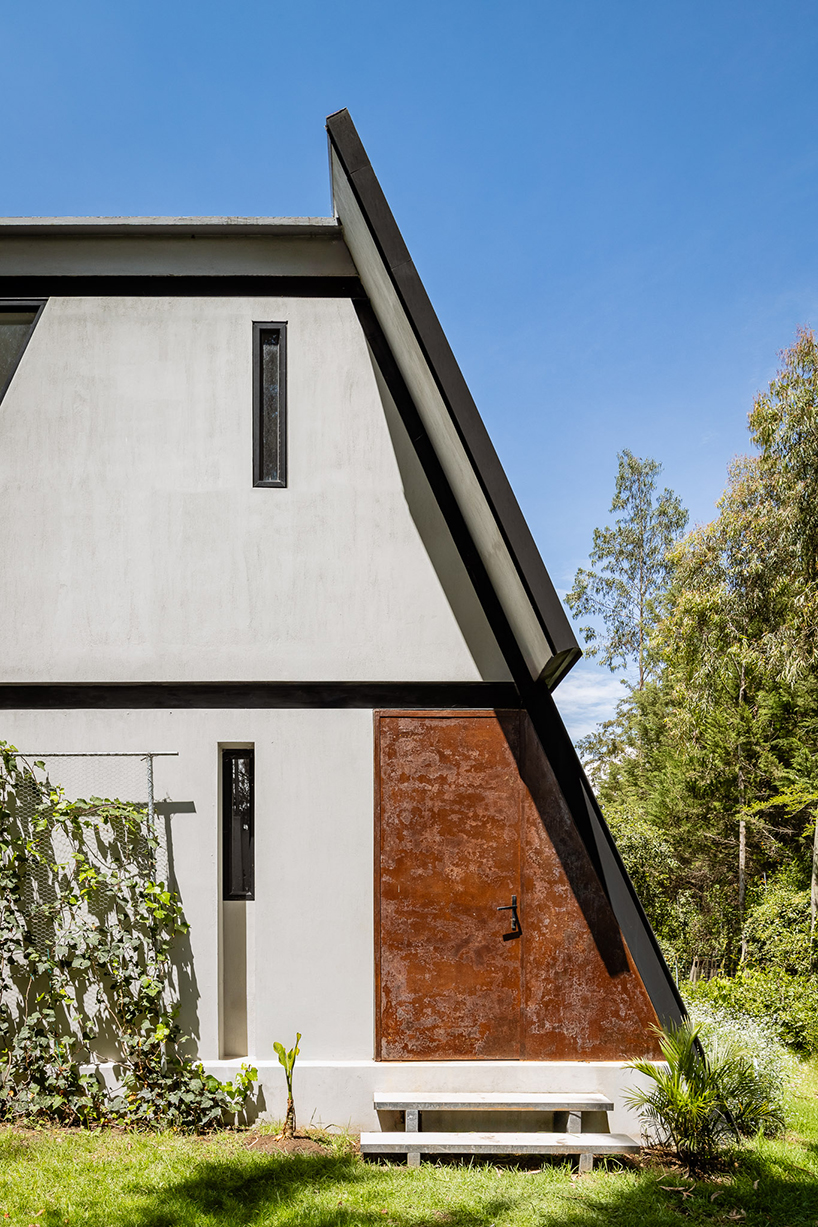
[2,1066,818,1227]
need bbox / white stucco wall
[0,295,509,682]
[0,707,376,1064]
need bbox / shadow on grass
[34,1143,818,1227]
[731,1142,818,1226]
[97,1151,515,1227]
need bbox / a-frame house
[0,110,683,1154]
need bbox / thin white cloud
[553,662,630,743]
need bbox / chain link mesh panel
[11,754,169,958]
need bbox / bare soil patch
[245,1132,334,1156]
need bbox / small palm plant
[273,1033,301,1138]
[626,1020,784,1174]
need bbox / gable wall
[0,294,510,682]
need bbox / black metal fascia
[325,108,580,691]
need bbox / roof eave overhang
[325,108,580,693]
[0,217,341,238]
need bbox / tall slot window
[222,749,254,899]
[253,322,287,487]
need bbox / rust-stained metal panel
[519,714,663,1060]
[376,712,522,1060]
[375,711,662,1063]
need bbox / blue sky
[4,0,818,737]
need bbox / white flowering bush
[686,999,791,1131]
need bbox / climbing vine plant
[0,742,255,1129]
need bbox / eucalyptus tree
[567,450,688,690]
[751,327,818,596]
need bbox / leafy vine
[0,741,256,1129]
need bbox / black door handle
[497,894,521,937]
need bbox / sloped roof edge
[326,110,686,1032]
[326,109,580,691]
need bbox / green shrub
[119,1039,256,1131]
[687,968,818,1054]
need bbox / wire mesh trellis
[8,752,176,959]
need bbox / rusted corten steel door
[375,711,662,1062]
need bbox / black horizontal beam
[0,276,364,298]
[0,682,520,710]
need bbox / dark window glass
[253,323,287,486]
[0,308,39,400]
[222,749,254,900]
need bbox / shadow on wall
[156,801,200,1052]
[497,709,631,980]
[372,355,513,683]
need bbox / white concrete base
[193,1059,654,1135]
[80,1058,654,1135]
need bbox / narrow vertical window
[222,749,254,899]
[253,322,287,486]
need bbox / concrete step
[361,1129,640,1162]
[374,1091,614,1112]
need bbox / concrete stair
[360,1091,640,1170]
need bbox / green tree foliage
[750,327,818,593]
[578,330,818,1016]
[566,450,688,688]
[687,968,818,1055]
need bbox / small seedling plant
[273,1033,301,1137]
